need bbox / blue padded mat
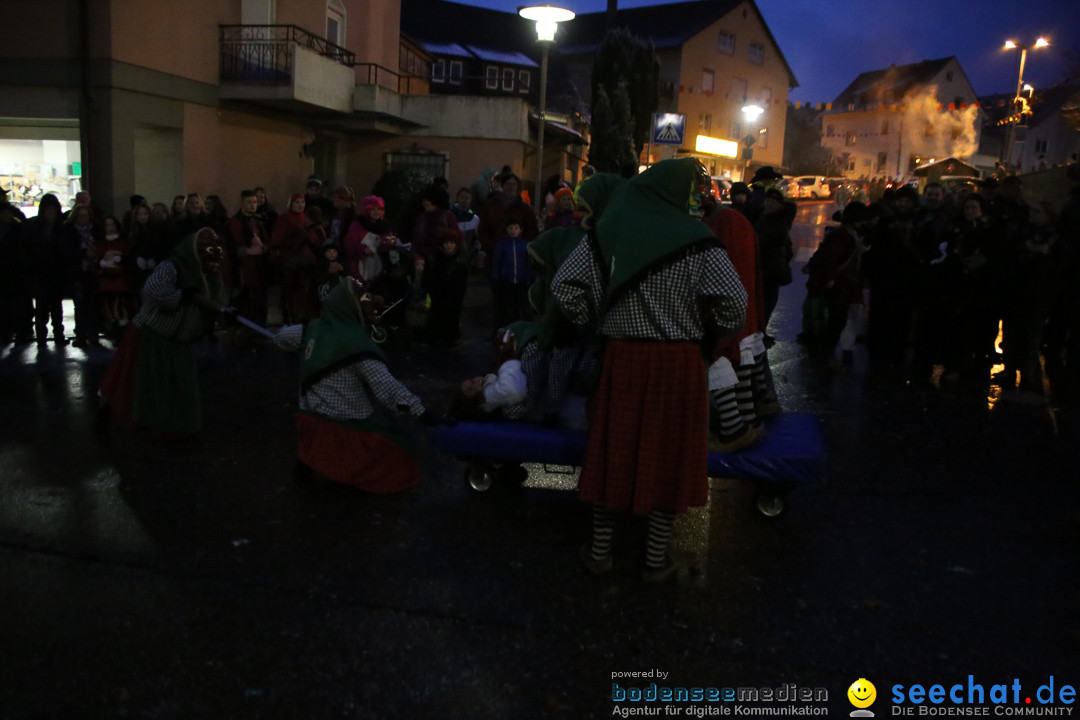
[431,412,824,486]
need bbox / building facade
[1,0,575,216]
[819,57,983,181]
[555,0,796,182]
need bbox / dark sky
[459,0,1079,102]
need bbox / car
[786,176,831,199]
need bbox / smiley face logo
[848,678,876,709]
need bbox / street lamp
[741,104,764,180]
[520,5,575,214]
[1002,37,1049,167]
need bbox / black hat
[730,182,750,196]
[750,166,784,183]
[841,201,871,225]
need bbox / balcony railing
[354,63,426,95]
[219,24,355,85]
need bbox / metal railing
[354,63,426,95]
[219,24,355,85]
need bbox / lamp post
[520,5,575,215]
[741,104,764,181]
[1002,37,1049,168]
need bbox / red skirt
[296,412,420,493]
[580,340,709,515]
[98,324,141,420]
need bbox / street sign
[652,113,686,146]
[742,134,756,148]
[742,148,753,160]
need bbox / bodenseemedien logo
[848,678,877,717]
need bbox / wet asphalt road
[1,202,1077,719]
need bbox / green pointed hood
[299,281,385,390]
[594,158,717,297]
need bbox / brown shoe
[708,425,756,453]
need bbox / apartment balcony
[218,25,356,114]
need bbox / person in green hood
[527,173,625,426]
[551,158,748,583]
[274,278,432,492]
[97,227,230,438]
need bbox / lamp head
[519,5,575,42]
[1034,37,1049,48]
[741,104,764,121]
[1004,40,1017,49]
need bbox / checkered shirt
[551,237,747,341]
[275,324,425,420]
[133,260,213,341]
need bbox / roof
[402,0,798,88]
[832,57,957,106]
[912,157,980,178]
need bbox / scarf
[594,158,718,298]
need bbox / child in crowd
[491,220,534,329]
[96,215,136,340]
[423,227,469,347]
[344,195,394,284]
[543,187,581,230]
[317,240,345,302]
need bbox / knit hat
[554,187,575,203]
[842,201,872,225]
[750,166,784,183]
[361,195,385,212]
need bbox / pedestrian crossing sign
[652,113,686,146]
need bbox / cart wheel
[370,326,389,344]
[465,463,495,492]
[754,492,786,518]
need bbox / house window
[1035,139,1049,153]
[826,125,835,137]
[848,161,856,171]
[502,68,515,91]
[748,42,764,66]
[877,152,888,171]
[702,69,714,94]
[760,87,772,105]
[449,60,463,85]
[432,59,446,84]
[881,120,890,134]
[946,71,953,82]
[717,31,735,55]
[845,132,856,146]
[731,77,747,101]
[485,66,498,90]
[863,159,872,168]
[955,96,963,107]
[698,113,712,132]
[729,121,742,139]
[518,69,530,93]
[326,1,346,48]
